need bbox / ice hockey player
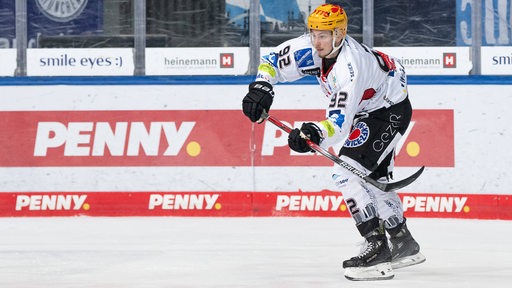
[242,3,426,281]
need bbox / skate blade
[391,252,426,269]
[344,262,394,281]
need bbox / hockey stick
[261,112,424,192]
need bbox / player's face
[310,29,334,58]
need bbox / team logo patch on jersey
[294,48,315,68]
[262,52,279,68]
[344,122,370,147]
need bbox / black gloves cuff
[242,81,274,123]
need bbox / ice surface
[0,217,510,287]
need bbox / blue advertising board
[457,0,512,46]
[226,0,303,30]
[0,0,102,48]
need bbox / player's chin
[319,49,333,58]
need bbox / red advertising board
[0,109,453,167]
[1,191,510,219]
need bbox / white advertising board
[146,47,250,75]
[20,46,474,76]
[27,48,135,76]
[147,46,472,76]
[481,46,512,75]
[376,47,472,75]
[0,49,16,76]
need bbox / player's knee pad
[333,171,377,225]
[366,184,404,227]
[351,201,378,226]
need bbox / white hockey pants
[332,155,404,230]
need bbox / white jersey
[256,34,408,149]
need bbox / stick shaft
[263,113,424,192]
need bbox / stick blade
[382,166,425,192]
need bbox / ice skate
[388,222,426,269]
[342,233,394,281]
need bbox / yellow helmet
[308,4,348,32]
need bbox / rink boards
[0,76,510,219]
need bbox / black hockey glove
[288,122,323,153]
[242,81,274,123]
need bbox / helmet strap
[325,33,345,58]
